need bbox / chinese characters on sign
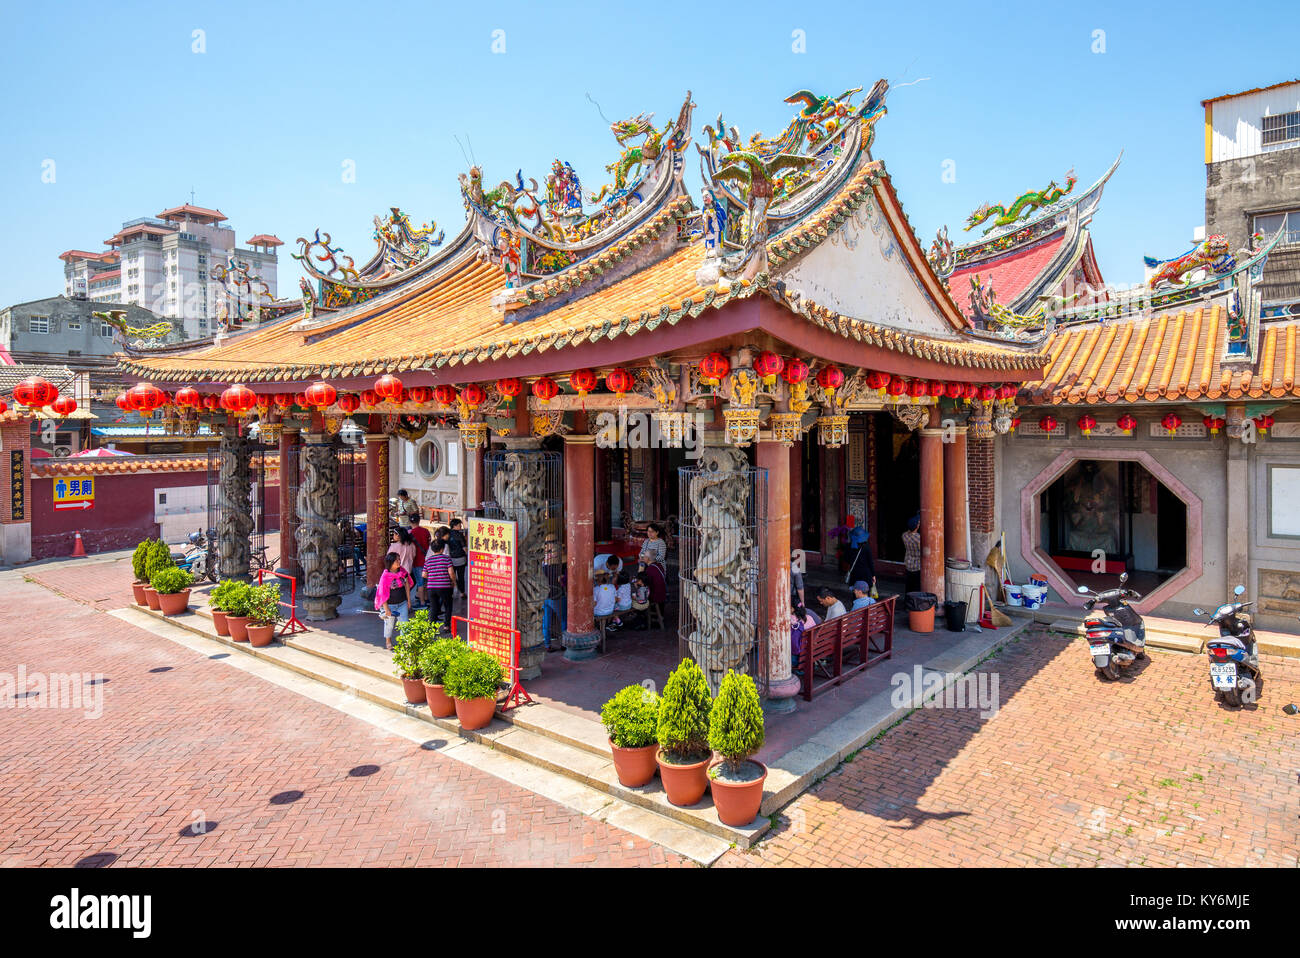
[466,518,518,673]
[52,477,95,511]
[9,451,24,521]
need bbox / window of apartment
[67,320,80,330]
[99,321,112,337]
[1252,209,1300,246]
[1261,110,1300,146]
[29,315,49,333]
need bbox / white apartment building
[61,204,282,339]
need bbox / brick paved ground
[720,628,1300,867]
[0,576,687,867]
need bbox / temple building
[113,84,1049,707]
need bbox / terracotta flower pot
[401,675,427,705]
[656,751,711,807]
[246,623,275,647]
[422,681,455,718]
[226,615,250,642]
[453,695,497,730]
[143,587,162,611]
[132,582,148,606]
[158,590,191,616]
[709,759,768,827]
[609,741,658,788]
[211,610,230,636]
[908,607,935,633]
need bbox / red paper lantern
[906,379,927,400]
[887,376,907,398]
[754,351,785,386]
[864,370,888,393]
[220,384,257,416]
[360,389,379,407]
[1116,413,1137,435]
[698,352,730,386]
[203,394,221,411]
[495,378,523,403]
[374,374,403,401]
[1009,417,1021,433]
[961,383,979,400]
[461,383,487,408]
[815,365,845,397]
[1254,414,1274,435]
[337,393,361,414]
[606,367,635,398]
[531,377,559,405]
[0,399,6,416]
[304,381,337,408]
[943,382,964,399]
[409,386,433,404]
[434,385,458,407]
[114,393,131,412]
[174,387,201,408]
[569,368,598,396]
[1161,412,1182,435]
[978,385,996,402]
[273,392,295,409]
[13,376,58,409]
[1077,414,1097,436]
[256,394,271,409]
[126,382,165,418]
[51,395,78,417]
[1039,415,1059,433]
[1202,415,1225,435]
[783,359,811,387]
[927,380,945,398]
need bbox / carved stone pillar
[365,432,390,591]
[489,442,548,679]
[217,426,253,581]
[562,434,600,661]
[296,433,342,620]
[759,439,799,713]
[943,425,970,563]
[919,411,946,604]
[276,427,302,583]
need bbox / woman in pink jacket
[375,551,415,650]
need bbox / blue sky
[1,0,1295,308]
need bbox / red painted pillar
[276,427,301,581]
[943,426,969,563]
[562,431,599,660]
[789,440,802,551]
[365,431,390,590]
[919,409,945,603]
[759,439,799,713]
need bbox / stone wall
[1205,149,1300,302]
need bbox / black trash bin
[904,592,937,612]
[943,600,967,631]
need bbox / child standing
[422,539,456,632]
[375,552,415,651]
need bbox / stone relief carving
[217,427,254,580]
[492,452,550,679]
[296,438,342,620]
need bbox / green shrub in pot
[144,539,174,582]
[655,658,712,764]
[417,637,467,687]
[131,540,154,582]
[600,685,661,749]
[209,579,242,612]
[391,616,431,680]
[707,670,765,778]
[150,567,194,596]
[246,583,282,626]
[222,582,253,618]
[442,649,504,702]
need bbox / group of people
[374,499,469,649]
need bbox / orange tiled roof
[245,234,284,247]
[30,450,365,478]
[1021,306,1300,405]
[157,204,227,222]
[121,241,1042,384]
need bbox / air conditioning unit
[53,445,72,458]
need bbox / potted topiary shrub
[244,583,282,648]
[418,634,466,718]
[442,648,503,730]
[142,540,174,611]
[208,579,241,636]
[655,658,713,807]
[601,684,661,787]
[391,616,431,705]
[151,567,195,616]
[131,540,153,605]
[707,670,768,826]
[223,582,253,642]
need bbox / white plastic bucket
[1004,583,1024,607]
[1021,585,1046,609]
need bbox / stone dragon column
[296,432,342,620]
[217,425,254,581]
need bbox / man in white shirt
[593,554,623,578]
[816,587,847,620]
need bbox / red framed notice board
[466,518,530,708]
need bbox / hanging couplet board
[466,518,518,671]
[9,451,24,521]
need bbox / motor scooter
[1192,585,1260,708]
[1077,572,1146,681]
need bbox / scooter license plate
[1210,663,1237,689]
[1089,644,1111,656]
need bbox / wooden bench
[798,595,895,701]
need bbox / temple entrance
[1039,458,1188,594]
[872,412,920,565]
